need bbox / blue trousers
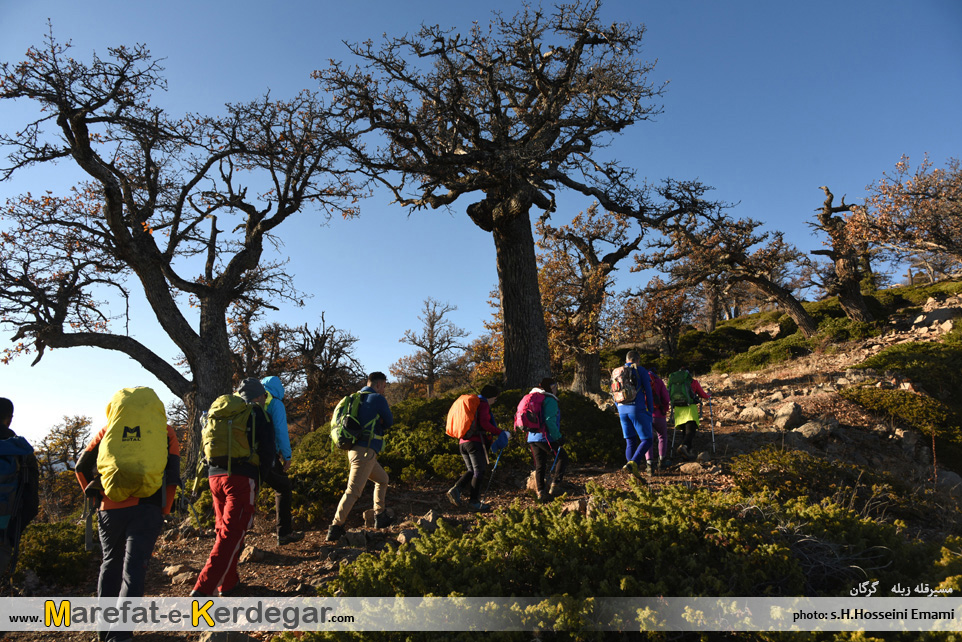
[619,403,653,464]
[97,503,163,642]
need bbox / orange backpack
[445,394,482,439]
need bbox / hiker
[445,385,503,512]
[0,397,40,582]
[261,376,303,546]
[615,351,654,477]
[75,387,180,642]
[523,378,568,503]
[326,372,394,543]
[192,378,275,598]
[645,367,672,473]
[669,367,711,459]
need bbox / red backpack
[514,391,546,433]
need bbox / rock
[836,377,850,386]
[679,462,705,474]
[561,498,588,515]
[197,632,258,642]
[695,451,711,463]
[897,429,919,455]
[739,406,769,422]
[526,471,539,492]
[793,421,832,441]
[344,531,367,548]
[586,495,609,519]
[238,546,264,564]
[363,509,377,528]
[937,471,962,497]
[768,391,785,402]
[773,402,804,430]
[163,563,193,577]
[396,529,420,545]
[416,511,439,535]
[172,572,194,585]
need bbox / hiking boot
[645,460,655,475]
[676,444,690,459]
[374,511,394,529]
[537,491,550,504]
[189,589,212,598]
[219,583,242,597]
[326,523,345,542]
[277,531,304,545]
[445,486,463,507]
[624,460,641,478]
[659,457,670,470]
[548,481,560,496]
[467,501,491,513]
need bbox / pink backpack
[514,391,546,433]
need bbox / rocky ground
[9,296,961,642]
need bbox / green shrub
[319,483,939,602]
[716,332,812,373]
[730,445,954,527]
[15,522,95,587]
[814,317,879,343]
[839,387,962,443]
[852,342,962,406]
[674,326,765,374]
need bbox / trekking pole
[670,407,677,450]
[550,444,564,473]
[483,446,505,496]
[707,395,716,455]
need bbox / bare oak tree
[0,33,362,470]
[391,298,469,397]
[808,186,874,322]
[642,212,819,337]
[317,0,674,388]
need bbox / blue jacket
[356,385,393,454]
[526,389,562,444]
[262,376,292,461]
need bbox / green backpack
[329,391,379,450]
[667,370,697,406]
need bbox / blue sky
[1,0,960,445]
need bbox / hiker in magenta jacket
[646,367,671,473]
[446,385,502,513]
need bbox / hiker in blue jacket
[327,372,394,542]
[526,378,569,503]
[617,351,654,477]
[261,376,303,546]
[0,397,40,581]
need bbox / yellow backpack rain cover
[202,394,256,465]
[97,387,168,502]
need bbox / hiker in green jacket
[669,368,711,459]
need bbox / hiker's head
[368,371,388,394]
[0,398,12,427]
[539,377,558,394]
[480,384,500,404]
[236,378,267,404]
[626,350,640,364]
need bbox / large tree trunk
[741,276,819,338]
[570,351,601,395]
[181,305,235,477]
[493,213,552,390]
[835,258,875,323]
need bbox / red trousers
[193,474,256,596]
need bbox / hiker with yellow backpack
[192,378,275,598]
[75,387,180,642]
[444,385,504,513]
